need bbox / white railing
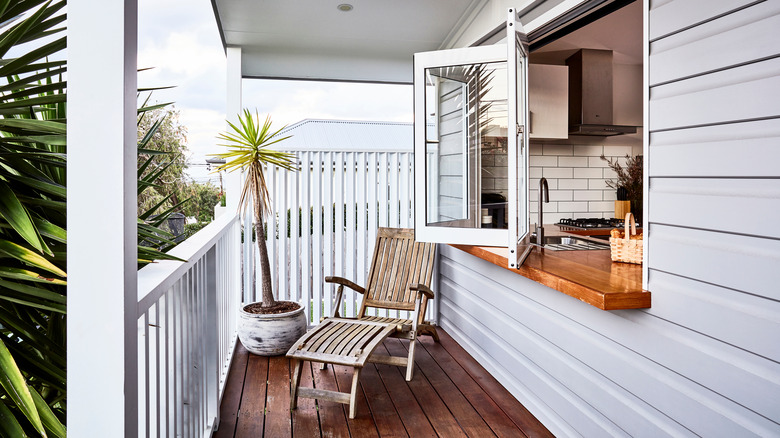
[136,213,242,437]
[244,150,433,323]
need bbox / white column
[67,0,138,436]
[225,47,243,212]
[226,47,254,302]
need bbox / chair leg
[349,368,361,419]
[405,337,416,381]
[290,359,303,411]
[419,324,440,342]
[320,362,328,371]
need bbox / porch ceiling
[211,0,484,84]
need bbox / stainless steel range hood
[565,49,637,136]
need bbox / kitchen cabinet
[529,63,568,139]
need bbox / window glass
[424,62,508,230]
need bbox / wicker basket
[610,213,643,264]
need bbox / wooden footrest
[286,318,397,367]
[287,318,401,419]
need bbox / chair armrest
[409,283,434,299]
[325,276,366,294]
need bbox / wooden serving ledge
[451,227,650,310]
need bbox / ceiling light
[337,4,353,12]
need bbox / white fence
[136,213,241,437]
[244,150,432,323]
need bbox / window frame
[413,12,531,268]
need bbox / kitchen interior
[481,0,644,252]
[453,0,649,309]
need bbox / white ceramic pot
[237,302,308,356]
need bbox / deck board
[290,361,320,438]
[233,354,268,438]
[215,328,551,437]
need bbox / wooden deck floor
[214,329,553,438]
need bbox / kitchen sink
[541,235,610,251]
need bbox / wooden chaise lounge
[286,227,438,418]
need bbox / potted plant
[601,154,643,223]
[212,109,307,356]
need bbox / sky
[137,0,412,185]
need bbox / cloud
[242,80,412,126]
[137,0,412,182]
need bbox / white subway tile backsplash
[518,140,639,223]
[544,167,573,179]
[549,190,573,202]
[603,145,633,157]
[543,212,574,224]
[558,179,588,189]
[573,167,603,179]
[558,156,589,167]
[589,179,610,190]
[589,201,614,212]
[574,191,603,201]
[543,145,573,156]
[558,201,589,212]
[572,145,604,156]
[530,155,558,167]
[530,201,558,214]
[588,156,609,167]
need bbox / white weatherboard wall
[437,1,780,436]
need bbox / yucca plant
[211,110,297,310]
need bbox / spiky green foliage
[211,110,296,308]
[0,1,68,435]
[0,2,184,434]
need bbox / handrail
[137,212,240,313]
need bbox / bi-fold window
[413,11,532,268]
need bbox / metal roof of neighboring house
[277,119,412,152]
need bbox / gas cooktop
[556,217,641,230]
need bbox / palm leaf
[0,240,65,278]
[0,398,27,437]
[0,180,48,254]
[29,387,65,438]
[0,338,45,437]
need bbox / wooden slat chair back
[359,228,436,322]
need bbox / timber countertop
[450,226,650,310]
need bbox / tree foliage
[137,107,189,214]
[137,106,222,226]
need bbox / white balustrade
[136,213,242,437]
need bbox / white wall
[437,1,780,436]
